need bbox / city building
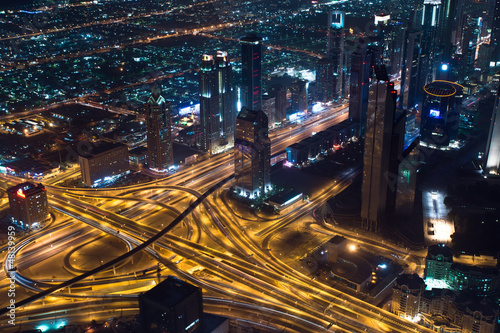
[436,0,457,61]
[326,10,345,98]
[78,141,129,187]
[7,182,49,229]
[400,28,427,110]
[234,107,271,198]
[492,0,500,61]
[391,273,426,320]
[424,244,454,288]
[394,138,420,221]
[145,85,173,171]
[128,146,148,166]
[316,58,335,104]
[484,85,500,175]
[269,84,287,124]
[348,40,373,136]
[290,79,308,113]
[241,33,262,111]
[420,80,462,149]
[199,51,235,154]
[139,276,203,333]
[262,94,276,127]
[361,66,398,232]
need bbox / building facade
[326,10,345,98]
[392,273,426,320]
[199,51,235,154]
[7,182,49,229]
[316,58,335,104]
[234,108,271,198]
[241,33,262,111]
[79,141,129,187]
[145,85,173,171]
[484,85,500,175]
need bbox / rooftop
[141,276,200,307]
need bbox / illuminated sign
[429,109,441,118]
[17,189,25,198]
[331,11,344,29]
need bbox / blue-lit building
[420,80,462,149]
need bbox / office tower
[348,40,373,136]
[145,84,173,171]
[234,107,271,198]
[316,58,335,103]
[391,273,426,319]
[394,138,420,221]
[326,10,345,98]
[241,33,262,111]
[400,28,427,110]
[199,51,235,154]
[420,80,461,148]
[270,84,287,124]
[484,85,500,175]
[7,182,49,229]
[421,0,441,82]
[291,79,308,113]
[78,141,129,187]
[139,276,203,333]
[436,0,457,60]
[361,66,397,232]
[262,94,276,127]
[377,16,405,76]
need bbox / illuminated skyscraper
[484,85,500,175]
[7,182,49,229]
[145,85,173,171]
[348,39,373,136]
[326,10,345,98]
[361,66,398,232]
[241,33,262,111]
[199,51,235,154]
[234,107,271,198]
[420,80,461,148]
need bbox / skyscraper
[291,79,308,113]
[436,0,457,61]
[326,10,345,98]
[484,85,500,175]
[241,33,262,111]
[361,66,397,232]
[490,0,500,60]
[316,58,335,104]
[145,84,173,171]
[348,39,373,136]
[400,29,427,110]
[234,107,271,198]
[199,51,235,154]
[420,80,461,148]
[270,84,287,124]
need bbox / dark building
[139,276,203,333]
[484,85,500,176]
[145,85,173,171]
[348,40,373,137]
[261,94,276,126]
[492,0,500,60]
[199,51,235,154]
[290,79,308,113]
[234,107,271,198]
[394,138,419,221]
[400,28,427,110]
[270,84,287,124]
[316,58,335,103]
[361,66,398,232]
[436,0,457,61]
[326,10,345,98]
[420,81,462,148]
[78,141,129,187]
[241,33,262,111]
[7,182,49,229]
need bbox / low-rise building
[7,182,49,229]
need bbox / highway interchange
[0,104,433,333]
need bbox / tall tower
[327,10,345,98]
[234,107,271,199]
[400,29,427,110]
[145,84,173,171]
[316,58,335,104]
[361,66,397,232]
[199,52,235,154]
[436,0,457,61]
[241,33,262,111]
[291,79,308,113]
[484,86,500,176]
[491,0,500,60]
[348,39,373,136]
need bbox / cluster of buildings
[392,244,500,333]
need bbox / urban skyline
[1,0,500,332]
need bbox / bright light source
[441,64,448,71]
[378,263,387,269]
[348,244,356,251]
[37,325,50,332]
